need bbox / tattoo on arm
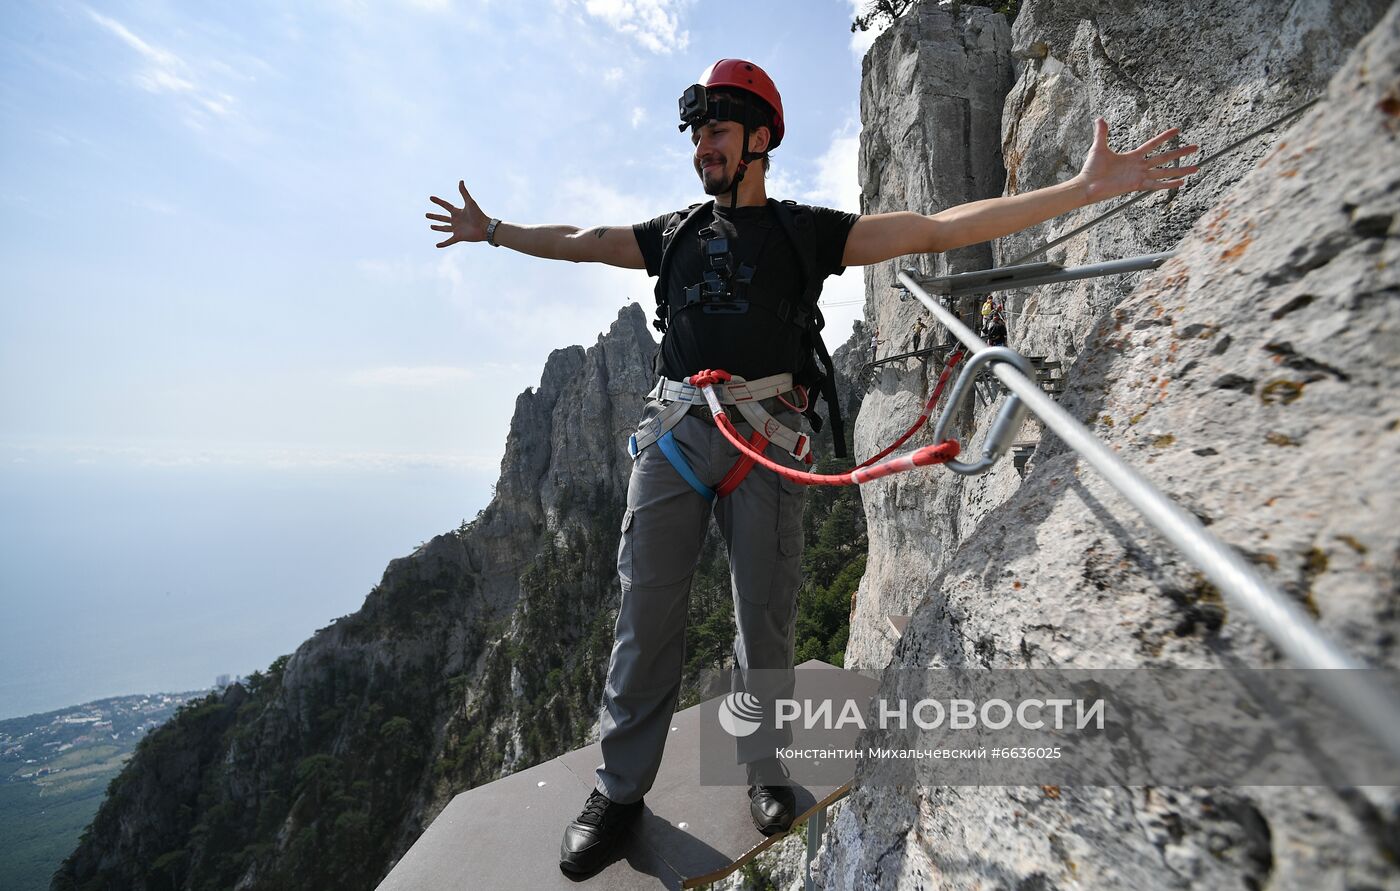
[593,227,608,239]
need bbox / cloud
[847,0,893,59]
[805,125,861,212]
[630,106,647,128]
[552,176,659,224]
[348,366,477,387]
[774,114,861,214]
[580,0,690,54]
[84,7,240,131]
[781,115,867,338]
[603,67,625,84]
[131,195,179,215]
[85,10,185,84]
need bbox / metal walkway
[377,660,874,890]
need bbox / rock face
[851,3,1018,670]
[826,1,1398,889]
[54,306,656,890]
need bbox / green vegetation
[794,458,869,667]
[851,0,1022,32]
[1,771,115,891]
[0,692,210,891]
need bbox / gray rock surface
[851,3,1018,671]
[849,0,1390,673]
[825,1,1399,888]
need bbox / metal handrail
[897,267,1400,764]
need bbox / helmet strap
[728,118,762,208]
[727,119,750,207]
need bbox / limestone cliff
[825,1,1399,889]
[851,4,1019,669]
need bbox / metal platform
[886,615,911,639]
[378,660,877,890]
[899,252,1175,298]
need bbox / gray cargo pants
[594,397,806,804]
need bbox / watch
[485,218,501,246]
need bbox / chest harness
[628,199,850,501]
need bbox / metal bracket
[896,252,1175,298]
[932,346,1035,475]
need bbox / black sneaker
[559,789,643,876]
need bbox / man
[427,58,1197,877]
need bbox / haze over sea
[0,452,492,720]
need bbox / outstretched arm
[842,119,1200,267]
[426,181,645,269]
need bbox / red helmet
[696,58,785,148]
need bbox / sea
[0,457,492,720]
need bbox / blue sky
[0,0,888,715]
[1,0,880,478]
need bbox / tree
[851,0,1021,32]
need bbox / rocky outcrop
[826,1,1398,889]
[55,306,656,890]
[849,0,1391,672]
[851,3,1018,669]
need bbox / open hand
[1077,119,1200,203]
[426,181,488,248]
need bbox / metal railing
[897,267,1400,764]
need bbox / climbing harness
[631,342,1029,493]
[688,369,961,487]
[629,372,815,502]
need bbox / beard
[696,158,733,195]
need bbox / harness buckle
[790,434,811,462]
[931,346,1034,476]
[725,379,755,403]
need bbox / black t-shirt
[632,202,859,380]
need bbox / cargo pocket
[776,476,805,556]
[769,470,806,614]
[617,508,635,587]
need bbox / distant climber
[427,57,1198,879]
[981,297,1008,346]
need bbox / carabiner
[931,346,1035,475]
